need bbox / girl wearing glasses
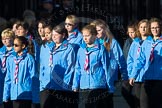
[129,18,162,108]
[65,15,83,52]
[3,36,38,108]
[16,21,40,108]
[0,28,15,108]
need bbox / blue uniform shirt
[99,38,128,92]
[0,62,3,104]
[3,49,38,103]
[130,36,162,80]
[67,28,83,53]
[0,46,14,104]
[40,40,76,91]
[72,39,111,91]
[127,37,145,82]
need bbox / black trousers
[40,89,78,108]
[13,100,32,108]
[144,80,162,108]
[32,103,40,108]
[0,104,3,108]
[78,89,113,108]
[121,81,135,108]
[4,100,13,108]
[133,82,148,108]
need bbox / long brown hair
[136,19,150,38]
[95,19,114,52]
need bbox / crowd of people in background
[0,1,162,108]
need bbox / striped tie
[84,51,90,71]
[2,52,12,72]
[149,43,158,63]
[136,46,141,57]
[14,58,23,84]
[136,40,144,57]
[49,50,56,67]
[49,51,53,66]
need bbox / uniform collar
[68,28,78,39]
[53,40,68,52]
[0,46,14,55]
[13,48,28,59]
[81,39,100,52]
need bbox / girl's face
[151,22,161,37]
[13,38,25,54]
[52,30,65,44]
[44,27,52,41]
[82,29,96,45]
[16,26,27,36]
[38,23,45,37]
[139,22,148,36]
[2,37,13,47]
[12,24,18,35]
[65,19,75,33]
[128,28,136,39]
[96,26,104,39]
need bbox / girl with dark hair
[3,36,38,108]
[122,21,138,108]
[16,21,40,108]
[40,24,76,108]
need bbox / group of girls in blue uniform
[0,22,40,108]
[0,14,162,108]
[0,14,127,108]
[123,17,162,108]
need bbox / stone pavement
[113,81,130,108]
